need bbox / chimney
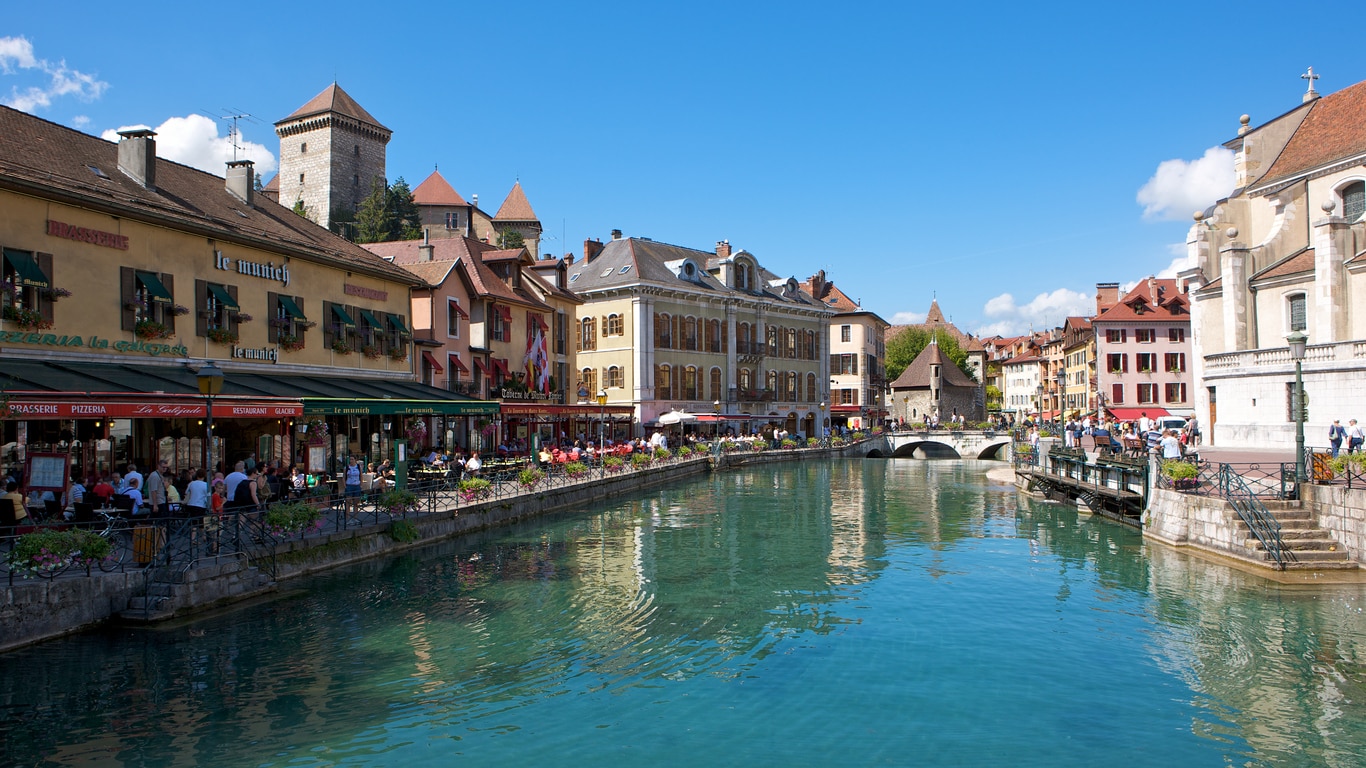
[471,193,479,208]
[584,238,605,263]
[117,127,157,189]
[1095,282,1121,314]
[610,229,623,240]
[565,252,575,266]
[419,229,434,261]
[716,239,731,258]
[225,159,254,206]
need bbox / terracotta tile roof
[493,181,537,221]
[1092,277,1188,323]
[261,174,279,192]
[885,298,984,352]
[1349,249,1366,266]
[363,237,547,309]
[1258,79,1366,187]
[0,104,417,285]
[1252,246,1315,281]
[800,274,876,316]
[412,171,467,206]
[278,83,389,132]
[1002,353,1041,366]
[888,341,978,389]
[394,260,456,287]
[925,299,945,323]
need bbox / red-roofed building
[1093,278,1192,419]
[802,270,888,429]
[1184,75,1366,447]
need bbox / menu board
[25,453,69,492]
[308,445,327,475]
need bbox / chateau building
[410,170,542,259]
[569,234,833,438]
[887,340,981,424]
[0,105,492,483]
[1184,74,1366,447]
[268,83,391,229]
[801,270,888,430]
[1093,278,1193,421]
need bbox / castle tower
[274,83,391,229]
[493,181,542,256]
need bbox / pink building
[1092,278,1194,421]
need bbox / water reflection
[0,460,1363,766]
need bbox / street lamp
[197,361,224,473]
[1056,368,1067,420]
[596,389,608,470]
[1288,330,1308,486]
[713,399,721,441]
[1036,384,1044,426]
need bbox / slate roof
[1259,79,1366,187]
[567,237,828,311]
[278,83,389,132]
[412,171,468,206]
[888,341,978,389]
[1092,278,1188,323]
[0,104,418,285]
[493,181,537,221]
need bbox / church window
[1287,293,1307,333]
[1343,181,1365,222]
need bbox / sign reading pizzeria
[47,219,129,250]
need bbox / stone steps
[119,561,274,623]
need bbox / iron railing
[1219,463,1293,570]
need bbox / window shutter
[228,285,240,335]
[36,253,54,324]
[267,292,280,343]
[161,273,176,334]
[575,320,582,352]
[121,267,137,331]
[195,279,208,338]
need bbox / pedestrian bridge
[865,429,1013,460]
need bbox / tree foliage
[291,198,311,221]
[497,228,525,250]
[885,327,976,383]
[387,177,422,241]
[351,177,422,243]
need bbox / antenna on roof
[220,112,253,162]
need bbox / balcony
[444,380,483,397]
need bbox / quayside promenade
[1,437,869,652]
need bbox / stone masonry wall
[1144,487,1262,561]
[1310,483,1366,565]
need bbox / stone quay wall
[1310,483,1366,565]
[1143,487,1265,561]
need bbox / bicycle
[89,507,132,572]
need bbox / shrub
[518,466,546,488]
[780,438,798,450]
[1161,459,1198,480]
[5,529,112,577]
[850,431,866,440]
[603,456,625,473]
[806,437,818,447]
[564,461,589,477]
[389,519,419,543]
[265,501,323,536]
[653,447,671,460]
[377,489,419,513]
[457,477,491,502]
[676,446,693,457]
[631,453,652,467]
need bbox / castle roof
[412,170,468,207]
[888,341,978,390]
[885,299,984,352]
[1259,79,1366,188]
[493,181,538,222]
[278,83,389,132]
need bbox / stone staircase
[120,559,275,623]
[1239,505,1358,570]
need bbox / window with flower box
[267,292,309,350]
[1107,353,1127,373]
[124,269,182,339]
[323,301,356,354]
[1136,353,1157,373]
[2,248,56,330]
[1164,352,1186,373]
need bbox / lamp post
[1036,384,1044,426]
[1288,330,1308,486]
[713,399,721,441]
[197,362,224,474]
[1056,368,1067,421]
[596,389,607,472]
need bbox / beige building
[568,234,833,438]
[802,271,888,430]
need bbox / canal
[2,459,1364,766]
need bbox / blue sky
[4,1,1361,337]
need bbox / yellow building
[0,106,493,481]
[570,234,833,438]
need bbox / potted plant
[278,333,306,352]
[4,529,112,578]
[2,305,51,331]
[563,461,589,478]
[1161,459,1200,490]
[780,438,798,450]
[135,319,171,340]
[603,456,625,473]
[265,501,323,536]
[404,417,428,447]
[388,347,408,362]
[207,327,238,344]
[457,477,492,502]
[518,466,546,488]
[303,418,330,446]
[229,311,253,324]
[377,488,419,514]
[361,344,382,359]
[331,338,353,355]
[40,286,73,302]
[631,453,652,468]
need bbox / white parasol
[657,410,698,426]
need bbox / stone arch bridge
[863,430,1013,460]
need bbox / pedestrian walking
[1349,419,1365,454]
[1329,419,1347,457]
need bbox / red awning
[448,354,469,373]
[500,403,636,417]
[450,301,468,318]
[532,314,548,331]
[492,358,510,376]
[1107,407,1169,421]
[4,395,303,419]
[474,358,490,375]
[421,351,443,373]
[497,305,512,322]
[831,405,861,413]
[694,414,757,423]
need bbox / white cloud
[973,288,1094,337]
[1136,146,1236,221]
[889,311,926,324]
[71,115,89,127]
[1155,241,1196,279]
[0,35,107,112]
[102,114,277,176]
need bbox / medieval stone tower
[274,83,390,229]
[493,181,542,258]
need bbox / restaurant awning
[207,283,239,311]
[3,248,50,289]
[500,403,635,418]
[357,308,383,331]
[331,305,356,328]
[278,295,307,320]
[387,313,408,334]
[421,351,443,373]
[1107,407,1169,421]
[137,271,174,305]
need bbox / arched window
[738,322,751,354]
[684,316,698,351]
[766,370,779,393]
[656,313,673,349]
[709,319,724,353]
[607,365,623,388]
[767,326,779,356]
[737,262,751,290]
[786,328,797,359]
[738,367,752,393]
[606,313,623,336]
[785,371,798,401]
[579,367,597,395]
[656,364,673,400]
[683,366,698,399]
[1343,180,1366,223]
[806,373,817,402]
[710,367,723,401]
[579,317,596,351]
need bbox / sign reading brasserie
[47,219,129,250]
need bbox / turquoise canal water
[3,459,1366,767]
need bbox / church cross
[1302,66,1319,93]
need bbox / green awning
[278,295,306,320]
[207,283,239,311]
[3,249,50,289]
[331,305,356,328]
[301,398,500,416]
[387,313,408,334]
[136,271,174,305]
[357,308,383,331]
